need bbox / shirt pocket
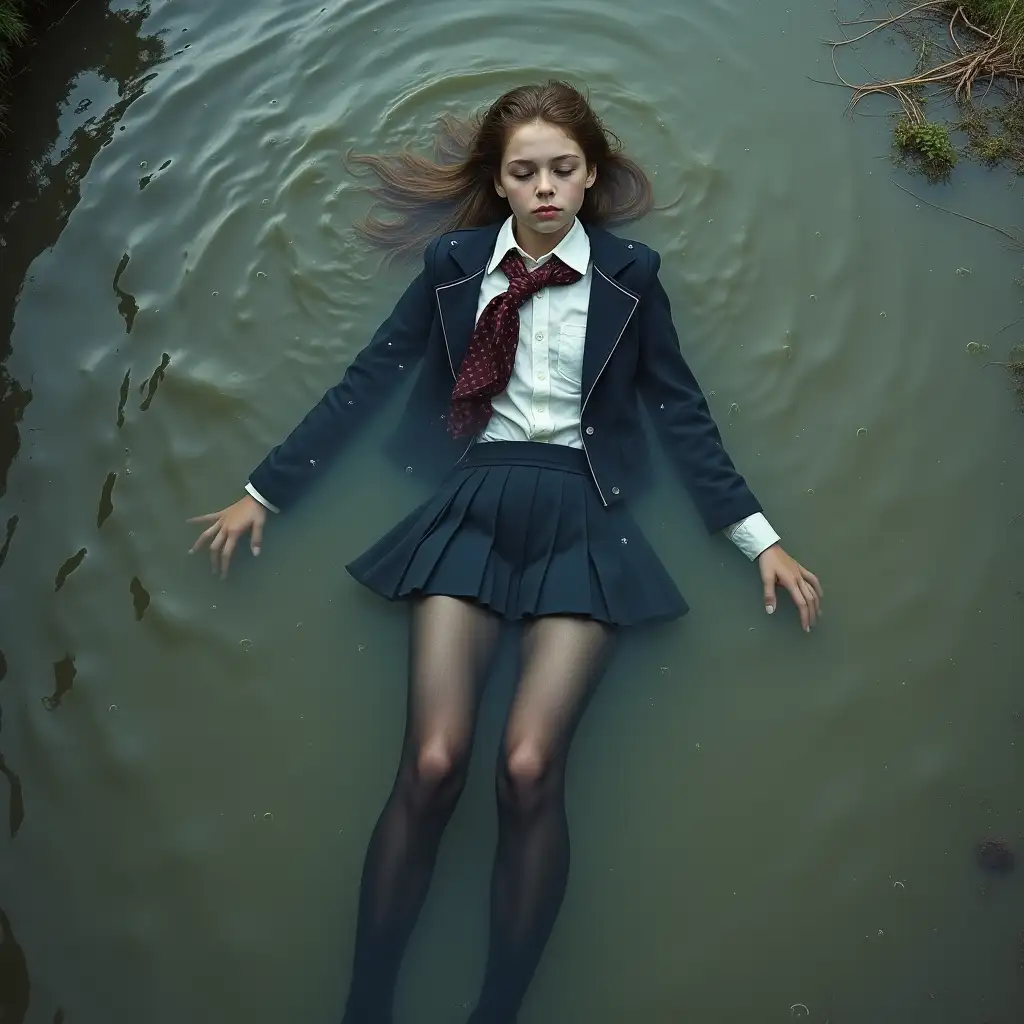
[554,324,587,387]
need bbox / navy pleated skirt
[346,441,687,626]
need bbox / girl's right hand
[188,495,267,579]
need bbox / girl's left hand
[758,544,823,632]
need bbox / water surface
[2,1,1024,1021]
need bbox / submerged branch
[891,179,1024,244]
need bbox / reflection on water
[139,352,171,413]
[0,752,25,839]
[0,515,16,569]
[129,576,150,620]
[0,1,166,495]
[43,654,77,711]
[112,253,139,333]
[53,549,86,593]
[97,471,117,528]
[0,0,1022,1022]
[0,906,30,1024]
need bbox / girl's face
[495,119,597,248]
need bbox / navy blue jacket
[249,221,762,534]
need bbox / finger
[762,572,777,615]
[220,531,239,580]
[189,521,223,554]
[786,578,810,632]
[805,577,822,621]
[251,517,264,557]
[801,568,824,600]
[187,512,223,525]
[208,525,226,573]
[799,579,819,627]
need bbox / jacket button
[627,243,634,249]
[585,426,594,435]
[450,240,458,246]
[611,486,620,496]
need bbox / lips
[534,206,560,215]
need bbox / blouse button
[585,426,594,436]
[611,486,620,496]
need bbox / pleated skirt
[346,441,687,626]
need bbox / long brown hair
[348,81,654,257]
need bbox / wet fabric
[346,440,687,626]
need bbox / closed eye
[509,168,578,180]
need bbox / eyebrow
[506,155,581,168]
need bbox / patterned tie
[448,249,583,438]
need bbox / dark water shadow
[97,470,117,527]
[53,548,86,592]
[42,655,77,711]
[0,515,17,571]
[0,696,25,838]
[0,1,167,499]
[0,905,30,1023]
[0,752,25,839]
[112,252,139,333]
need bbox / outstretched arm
[189,237,441,578]
[635,251,822,630]
[248,236,442,511]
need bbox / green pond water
[1,1,1023,1021]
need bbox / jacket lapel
[580,225,640,404]
[433,220,640,393]
[434,224,501,377]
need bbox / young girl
[190,81,822,1023]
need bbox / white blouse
[474,217,779,561]
[248,216,780,560]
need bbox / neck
[511,217,573,261]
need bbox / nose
[535,172,555,198]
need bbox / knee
[404,738,469,811]
[497,741,560,815]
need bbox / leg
[470,616,615,1024]
[343,596,502,1024]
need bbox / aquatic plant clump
[1008,344,1024,407]
[0,0,29,72]
[831,0,1024,177]
[893,116,958,180]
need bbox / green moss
[894,117,958,181]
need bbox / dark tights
[342,596,613,1024]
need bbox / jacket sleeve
[248,237,441,511]
[635,249,763,534]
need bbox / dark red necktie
[448,250,583,438]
